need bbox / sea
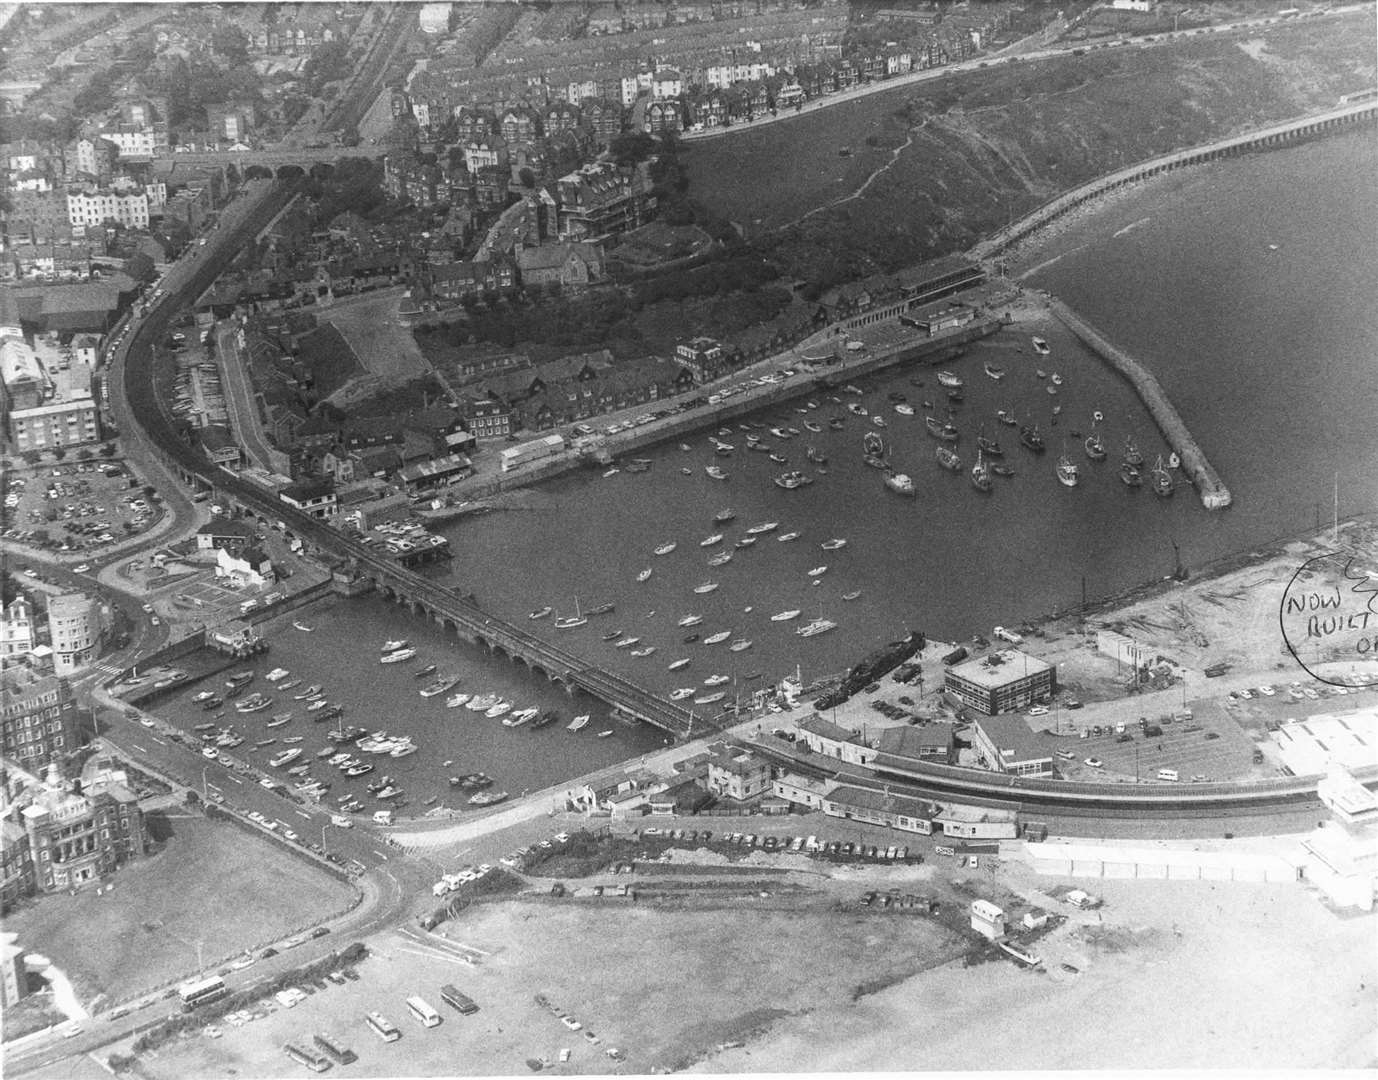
[159,129,1378,815]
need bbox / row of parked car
[630,827,913,862]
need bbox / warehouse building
[945,648,1055,715]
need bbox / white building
[970,899,1006,940]
[1096,628,1147,672]
[66,180,167,230]
[1,596,35,657]
[652,69,683,100]
[418,2,452,34]
[7,399,101,452]
[47,593,103,675]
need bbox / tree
[609,131,656,166]
[21,450,40,465]
[211,24,249,65]
[100,443,116,457]
[77,448,95,461]
[52,446,66,461]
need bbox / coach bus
[313,1031,358,1065]
[178,976,228,1011]
[405,995,441,1027]
[282,1041,332,1072]
[365,1011,401,1042]
[439,984,479,1015]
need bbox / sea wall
[973,100,1378,259]
[1048,298,1231,510]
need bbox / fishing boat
[677,614,704,627]
[729,639,753,652]
[694,691,727,705]
[420,675,461,698]
[734,536,757,549]
[668,657,692,671]
[1032,337,1050,355]
[380,647,416,664]
[976,425,1004,457]
[1120,461,1143,487]
[1051,373,1063,386]
[654,541,677,556]
[693,581,719,595]
[413,664,438,678]
[971,450,994,492]
[445,692,471,708]
[225,671,254,690]
[466,692,500,712]
[936,371,963,388]
[486,699,514,719]
[984,362,1006,380]
[503,708,538,728]
[381,639,408,654]
[527,606,552,620]
[778,531,801,542]
[265,668,290,683]
[630,646,657,657]
[1151,455,1174,497]
[773,471,812,489]
[808,565,828,577]
[935,446,962,471]
[707,551,733,567]
[796,617,838,637]
[747,521,780,536]
[1019,424,1046,453]
[1123,436,1144,467]
[703,630,732,645]
[236,693,273,714]
[821,538,847,551]
[842,590,863,601]
[568,714,591,731]
[863,453,888,470]
[1056,450,1079,488]
[554,599,587,629]
[925,415,959,441]
[700,533,724,547]
[863,431,886,456]
[895,403,915,416]
[771,609,801,622]
[613,636,641,649]
[997,408,1017,427]
[703,673,731,687]
[469,790,508,806]
[705,466,728,480]
[1085,432,1107,461]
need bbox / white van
[1156,768,1179,782]
[373,809,394,826]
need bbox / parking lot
[2,457,160,555]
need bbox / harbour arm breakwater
[972,99,1378,260]
[1047,299,1231,510]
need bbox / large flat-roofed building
[945,648,1054,716]
[969,714,1053,777]
[0,670,86,770]
[6,397,100,451]
[1272,709,1378,777]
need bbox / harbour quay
[1048,299,1231,510]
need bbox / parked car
[1084,757,1104,768]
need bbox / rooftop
[971,713,1053,765]
[827,783,935,821]
[949,648,1052,689]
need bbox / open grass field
[133,891,963,1078]
[4,815,356,1006]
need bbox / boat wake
[1112,216,1152,239]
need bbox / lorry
[993,626,1025,645]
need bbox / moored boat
[935,445,961,471]
[796,617,837,637]
[703,630,732,645]
[568,714,591,730]
[699,533,723,547]
[936,371,963,388]
[1123,435,1144,467]
[1084,433,1107,461]
[925,415,959,442]
[1151,455,1174,497]
[971,451,994,492]
[1019,424,1046,453]
[984,361,1006,380]
[1056,451,1079,488]
[693,581,719,594]
[771,609,801,622]
[1120,461,1143,487]
[380,647,417,664]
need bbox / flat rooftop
[949,649,1052,689]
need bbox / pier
[1048,298,1231,510]
[973,99,1378,259]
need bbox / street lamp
[201,766,209,799]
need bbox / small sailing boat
[971,449,993,492]
[1151,454,1174,497]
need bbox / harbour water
[167,130,1377,813]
